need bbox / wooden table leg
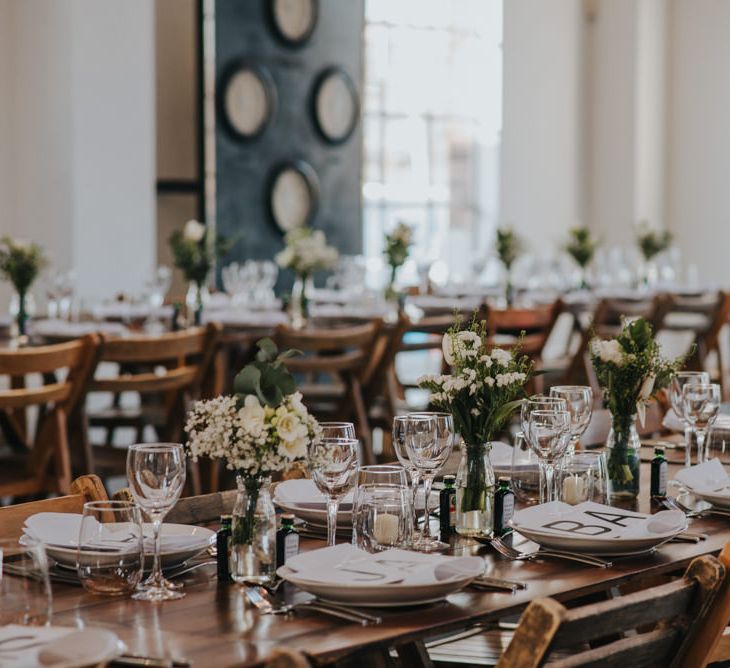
[394,640,434,668]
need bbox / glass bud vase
[230,476,276,584]
[185,281,209,326]
[455,443,495,538]
[289,273,310,330]
[606,413,641,500]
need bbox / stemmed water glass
[392,416,420,526]
[521,395,568,436]
[307,437,359,547]
[549,386,593,455]
[405,413,454,551]
[527,410,572,503]
[682,383,721,464]
[319,422,356,440]
[670,371,710,466]
[126,443,186,601]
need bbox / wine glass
[307,437,359,547]
[392,416,420,526]
[527,410,572,503]
[353,465,412,552]
[670,371,710,466]
[549,386,593,455]
[405,413,454,551]
[0,537,51,625]
[511,431,541,505]
[682,383,721,464]
[126,443,186,601]
[521,395,568,437]
[319,422,356,440]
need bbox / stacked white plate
[22,512,214,570]
[675,459,730,508]
[511,501,687,556]
[278,543,484,607]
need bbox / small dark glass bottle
[651,448,668,498]
[494,477,515,537]
[276,514,299,567]
[439,475,457,540]
[171,303,182,332]
[217,515,232,582]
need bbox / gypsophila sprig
[184,338,320,478]
[275,227,339,276]
[418,316,533,445]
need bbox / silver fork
[491,537,612,568]
[663,496,730,519]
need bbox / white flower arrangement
[275,227,339,277]
[418,319,533,445]
[184,338,321,479]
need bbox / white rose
[240,395,265,433]
[593,339,624,365]
[288,391,307,415]
[279,435,308,460]
[183,219,206,242]
[277,412,307,444]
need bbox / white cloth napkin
[24,513,210,552]
[0,625,122,668]
[309,303,391,319]
[663,408,730,433]
[488,441,513,470]
[512,501,686,540]
[407,295,483,312]
[90,304,173,320]
[675,459,730,494]
[274,479,354,510]
[201,309,288,327]
[286,543,484,587]
[30,320,128,338]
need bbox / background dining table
[44,456,730,667]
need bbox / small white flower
[442,334,456,366]
[183,219,206,242]
[491,348,512,366]
[592,339,624,365]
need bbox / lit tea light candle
[562,475,586,505]
[373,513,400,545]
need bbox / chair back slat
[0,474,107,540]
[89,366,199,394]
[0,383,71,410]
[99,328,211,363]
[113,487,236,524]
[0,338,87,376]
[496,553,725,668]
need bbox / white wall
[0,0,155,307]
[500,0,584,252]
[665,0,730,285]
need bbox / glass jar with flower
[0,237,46,340]
[185,338,321,583]
[590,317,687,500]
[419,318,533,537]
[169,219,230,325]
[276,227,339,329]
[383,222,412,305]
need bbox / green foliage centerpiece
[0,237,47,338]
[565,227,599,289]
[383,223,413,302]
[169,220,230,325]
[419,317,533,536]
[185,338,320,582]
[495,227,522,306]
[590,318,685,499]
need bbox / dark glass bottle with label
[276,513,299,567]
[439,475,457,540]
[217,515,232,582]
[651,448,668,498]
[493,477,515,537]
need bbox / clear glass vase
[230,476,276,584]
[289,273,311,330]
[185,281,209,326]
[455,443,495,538]
[9,291,35,340]
[606,413,641,500]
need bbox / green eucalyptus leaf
[234,365,262,397]
[256,337,279,363]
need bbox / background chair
[0,335,99,500]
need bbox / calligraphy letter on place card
[541,520,611,536]
[583,510,645,528]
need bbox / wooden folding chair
[0,474,107,539]
[496,553,725,668]
[275,320,383,465]
[0,335,99,499]
[114,486,236,525]
[564,295,672,387]
[83,324,221,484]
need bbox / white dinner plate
[24,523,214,570]
[277,565,477,607]
[685,487,730,509]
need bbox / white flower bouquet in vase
[419,318,533,537]
[275,227,339,328]
[185,338,320,582]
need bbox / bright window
[362,0,503,285]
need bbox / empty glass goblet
[549,386,593,455]
[392,415,420,527]
[682,383,721,464]
[511,431,541,505]
[0,537,51,625]
[670,371,710,466]
[319,422,356,440]
[126,443,186,601]
[521,395,568,437]
[527,410,572,503]
[307,437,359,547]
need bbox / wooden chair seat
[495,553,725,668]
[0,335,100,500]
[0,474,107,539]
